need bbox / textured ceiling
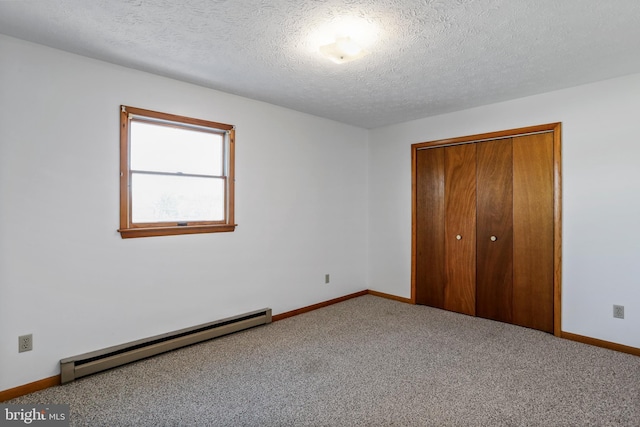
[1,0,639,129]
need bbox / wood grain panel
[412,122,562,335]
[476,139,514,323]
[553,124,563,336]
[513,133,554,332]
[415,148,446,308]
[444,144,477,315]
[561,332,640,357]
[272,291,368,322]
[0,376,60,402]
[412,123,561,151]
[367,290,414,304]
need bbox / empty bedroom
[1,1,639,425]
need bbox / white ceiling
[1,0,639,129]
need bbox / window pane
[130,121,223,176]
[131,173,225,223]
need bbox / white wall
[368,72,640,349]
[0,35,368,391]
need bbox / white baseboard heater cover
[60,308,272,384]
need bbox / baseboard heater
[60,308,272,384]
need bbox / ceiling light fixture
[319,37,367,64]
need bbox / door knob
[490,236,497,242]
[456,235,462,240]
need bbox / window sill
[119,224,237,239]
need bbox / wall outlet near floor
[19,334,33,353]
[325,274,330,284]
[613,305,625,319]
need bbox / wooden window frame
[119,105,236,238]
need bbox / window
[119,105,236,238]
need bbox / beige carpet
[8,295,640,426]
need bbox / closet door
[444,144,476,315]
[512,133,554,332]
[415,148,445,308]
[413,123,559,334]
[476,139,514,323]
[415,145,476,314]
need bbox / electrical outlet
[19,334,33,353]
[325,274,330,284]
[613,305,625,319]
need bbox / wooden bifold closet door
[415,144,476,316]
[476,138,514,324]
[512,133,554,332]
[414,127,557,334]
